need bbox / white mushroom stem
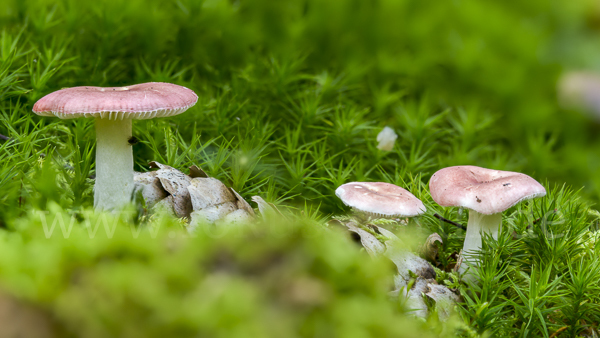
[94,118,133,210]
[459,210,502,275]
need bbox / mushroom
[429,166,546,274]
[335,182,426,220]
[335,182,433,288]
[32,82,198,210]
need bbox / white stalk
[94,118,133,210]
[459,210,502,275]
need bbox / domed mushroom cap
[429,166,546,215]
[33,82,198,120]
[335,182,426,217]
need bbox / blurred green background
[2,0,600,213]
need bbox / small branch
[531,209,557,226]
[433,213,466,231]
[549,326,568,338]
[0,133,10,142]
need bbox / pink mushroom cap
[32,82,198,120]
[429,166,546,215]
[335,182,426,217]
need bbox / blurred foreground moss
[0,204,462,338]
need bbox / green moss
[0,205,458,337]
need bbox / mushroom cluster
[134,162,256,229]
[32,81,547,321]
[334,165,546,318]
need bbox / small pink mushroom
[335,182,426,218]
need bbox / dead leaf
[343,221,458,321]
[152,195,177,218]
[342,221,435,289]
[404,277,429,318]
[148,161,174,170]
[171,191,193,219]
[425,283,460,321]
[152,164,193,218]
[219,209,254,227]
[344,221,386,257]
[189,165,209,178]
[386,239,436,288]
[230,188,255,216]
[155,168,191,196]
[251,196,272,215]
[453,250,464,273]
[361,224,436,283]
[420,233,443,262]
[251,196,286,221]
[187,178,236,211]
[189,202,238,227]
[133,171,168,208]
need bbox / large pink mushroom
[33,82,198,210]
[429,166,546,274]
